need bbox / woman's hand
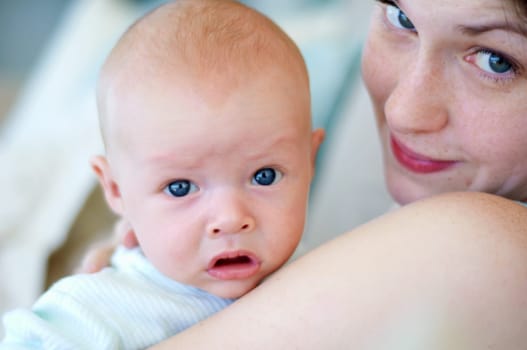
[76,219,139,273]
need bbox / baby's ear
[90,155,124,215]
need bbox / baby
[0,0,324,349]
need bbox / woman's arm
[150,192,527,349]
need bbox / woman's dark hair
[512,0,527,22]
[507,0,527,36]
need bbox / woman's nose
[206,192,255,236]
[384,51,449,134]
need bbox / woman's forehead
[400,0,524,23]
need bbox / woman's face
[362,0,527,205]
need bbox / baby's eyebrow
[143,153,202,170]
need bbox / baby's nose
[206,195,255,236]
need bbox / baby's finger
[114,219,139,248]
[122,229,139,248]
[75,242,115,274]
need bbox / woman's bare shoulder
[148,191,527,350]
[396,191,527,242]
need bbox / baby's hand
[76,220,139,273]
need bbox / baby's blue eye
[252,167,283,186]
[165,180,198,197]
[386,4,415,31]
[475,50,513,74]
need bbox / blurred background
[0,0,68,123]
[0,0,392,324]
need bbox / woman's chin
[385,173,436,206]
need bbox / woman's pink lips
[390,136,456,174]
[207,250,261,280]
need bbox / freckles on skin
[361,0,527,202]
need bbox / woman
[90,0,527,348]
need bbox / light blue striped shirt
[1,247,234,350]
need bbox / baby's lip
[207,250,261,280]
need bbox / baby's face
[103,69,318,298]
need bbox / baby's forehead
[105,103,311,167]
[103,68,311,145]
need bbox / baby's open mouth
[213,255,253,267]
[207,251,260,280]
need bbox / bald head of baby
[97,0,310,156]
[90,4,321,292]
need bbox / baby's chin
[205,280,260,299]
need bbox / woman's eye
[165,180,199,197]
[474,50,514,75]
[386,4,415,31]
[252,167,283,186]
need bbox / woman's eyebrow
[457,21,527,37]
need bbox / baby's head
[92,0,324,298]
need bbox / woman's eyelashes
[375,0,415,32]
[374,0,521,85]
[385,3,415,31]
[252,167,283,186]
[165,179,199,197]
[466,49,520,82]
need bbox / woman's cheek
[362,37,393,105]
